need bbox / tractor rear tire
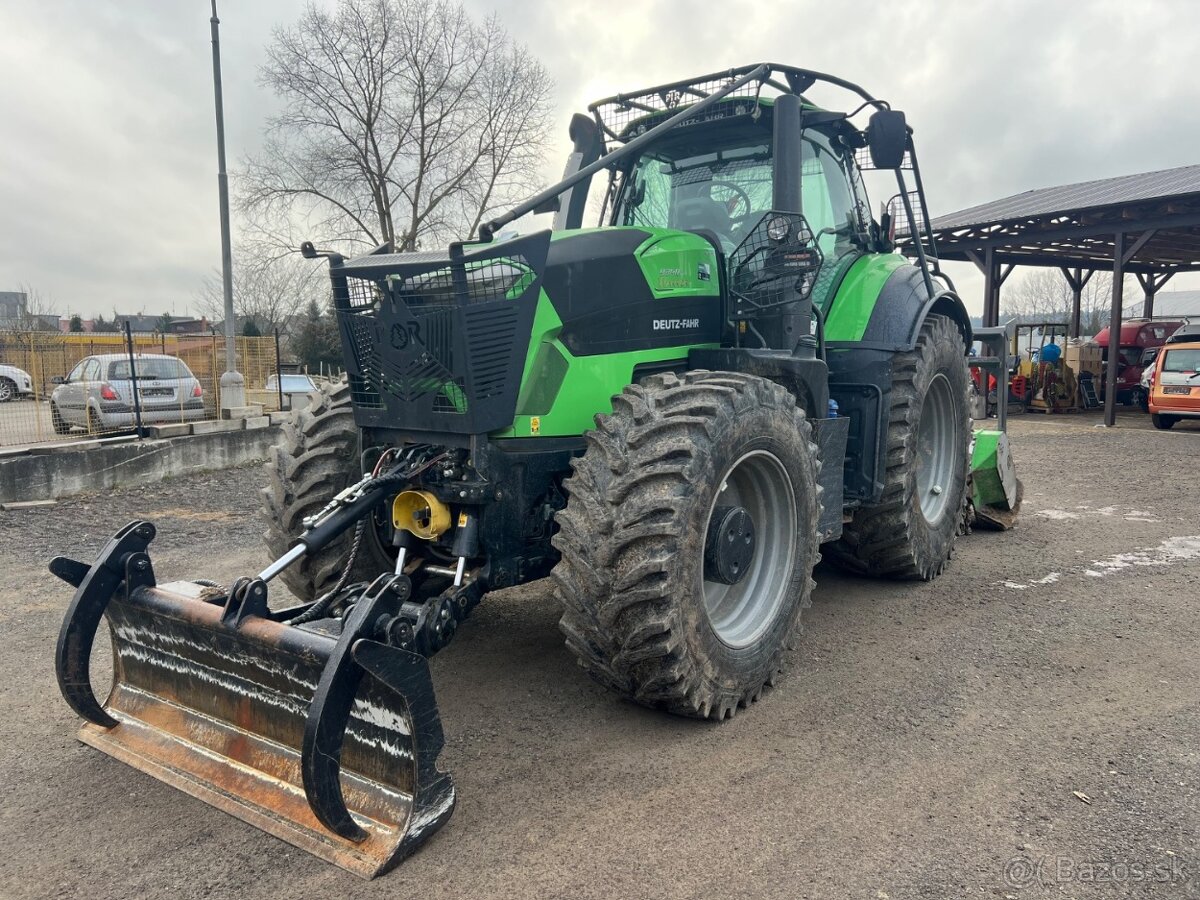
[829,314,970,580]
[552,371,821,720]
[261,380,392,603]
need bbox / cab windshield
[614,127,861,258]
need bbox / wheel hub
[703,505,756,585]
[916,372,957,524]
[701,451,797,650]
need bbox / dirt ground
[1,416,1198,899]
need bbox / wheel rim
[702,450,797,650]
[916,373,958,524]
[0,381,12,401]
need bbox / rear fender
[825,264,971,505]
[828,263,971,353]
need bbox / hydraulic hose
[286,519,367,625]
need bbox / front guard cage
[330,230,551,441]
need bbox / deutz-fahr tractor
[52,63,1018,877]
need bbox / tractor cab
[605,104,875,320]
[611,108,864,247]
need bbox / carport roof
[913,164,1200,274]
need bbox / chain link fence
[0,328,287,448]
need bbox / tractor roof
[587,63,888,145]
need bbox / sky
[2,0,1199,320]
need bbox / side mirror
[51,375,65,384]
[867,109,908,169]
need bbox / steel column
[1060,267,1095,338]
[982,247,996,327]
[1135,270,1174,319]
[1103,234,1125,427]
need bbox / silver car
[49,353,206,433]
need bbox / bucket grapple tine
[53,520,156,728]
[302,575,399,842]
[299,571,456,855]
[350,637,455,851]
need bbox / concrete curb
[0,425,282,504]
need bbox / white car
[1133,347,1160,411]
[0,364,34,402]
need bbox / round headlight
[766,216,790,242]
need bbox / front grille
[332,231,550,437]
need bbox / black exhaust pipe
[770,92,816,358]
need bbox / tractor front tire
[552,371,821,720]
[261,380,392,603]
[829,314,970,580]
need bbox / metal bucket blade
[88,580,454,879]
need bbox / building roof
[910,164,1200,275]
[929,165,1200,232]
[114,313,209,334]
[1127,289,1200,318]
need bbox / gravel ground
[1,417,1198,899]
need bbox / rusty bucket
[52,521,455,878]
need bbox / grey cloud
[2,0,1197,318]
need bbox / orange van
[1148,341,1200,429]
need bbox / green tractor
[52,63,1014,877]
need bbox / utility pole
[210,0,245,412]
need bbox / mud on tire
[551,371,821,721]
[828,314,970,580]
[261,380,392,603]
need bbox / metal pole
[124,321,145,439]
[274,328,285,411]
[210,0,244,413]
[1103,233,1124,428]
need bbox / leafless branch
[238,0,554,255]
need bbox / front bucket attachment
[52,522,455,879]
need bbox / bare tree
[1002,268,1129,335]
[195,252,327,337]
[240,0,554,254]
[7,283,59,332]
